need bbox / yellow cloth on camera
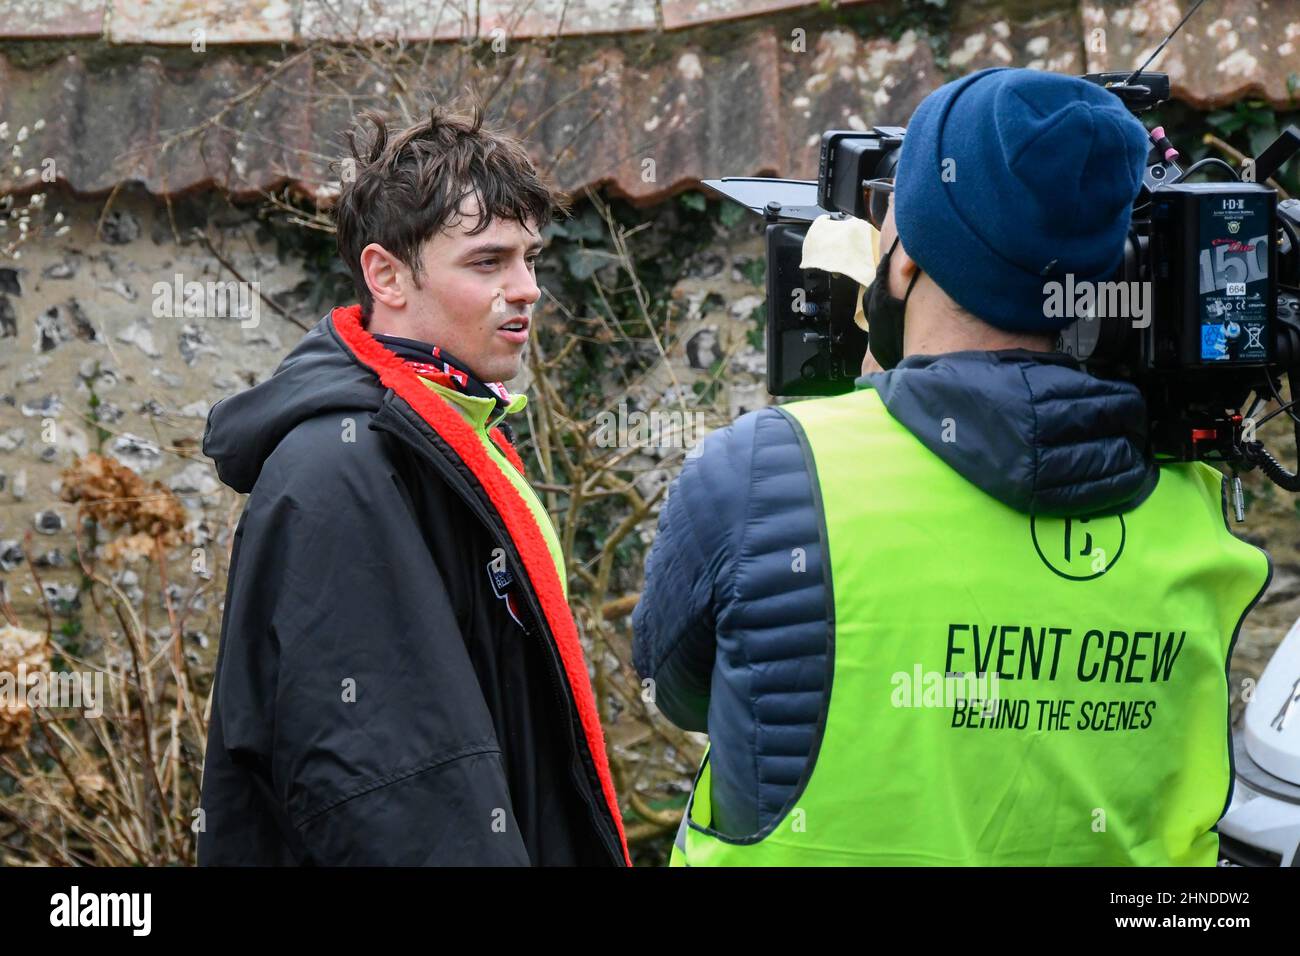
[799,214,881,332]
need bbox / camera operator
[633,67,1270,866]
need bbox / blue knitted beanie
[893,67,1151,332]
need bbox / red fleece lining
[489,428,526,475]
[332,305,630,865]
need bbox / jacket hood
[863,349,1158,517]
[203,314,383,494]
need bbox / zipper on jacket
[371,408,625,865]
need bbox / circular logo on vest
[1030,514,1125,580]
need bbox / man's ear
[360,243,408,310]
[891,239,919,300]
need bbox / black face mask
[862,236,921,371]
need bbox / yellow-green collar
[416,376,527,432]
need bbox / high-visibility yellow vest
[672,385,1269,866]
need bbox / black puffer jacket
[198,305,628,866]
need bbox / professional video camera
[703,4,1300,506]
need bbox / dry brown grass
[0,455,206,866]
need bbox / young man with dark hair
[198,105,629,866]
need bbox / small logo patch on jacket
[487,549,524,628]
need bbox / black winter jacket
[198,305,628,866]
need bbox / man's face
[877,199,902,299]
[861,199,901,375]
[377,194,543,382]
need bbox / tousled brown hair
[333,102,569,324]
